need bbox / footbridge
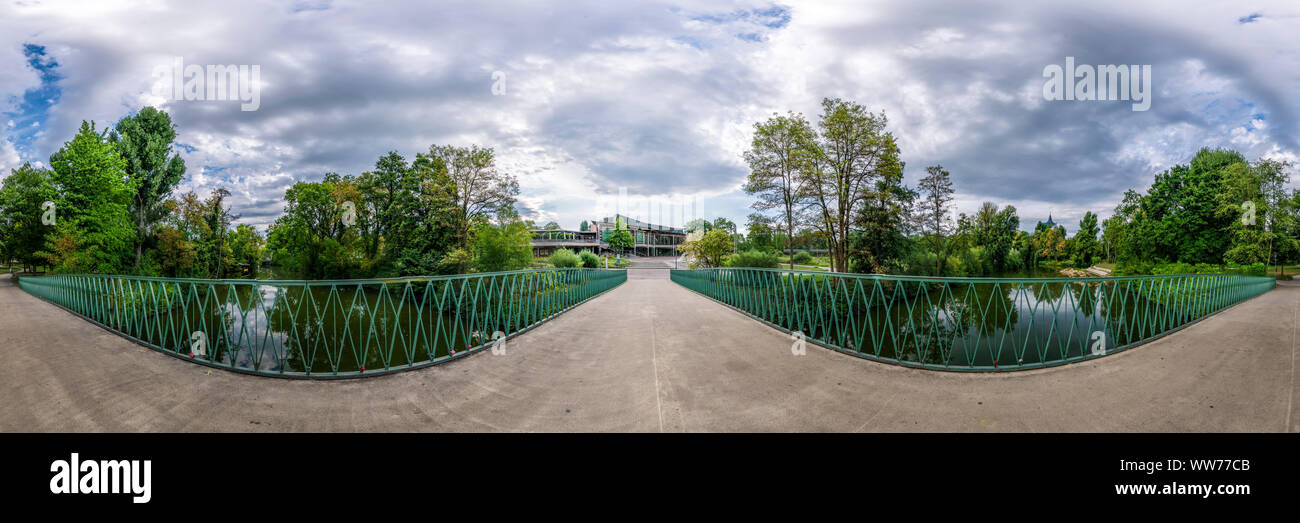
[1,258,1295,432]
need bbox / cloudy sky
[1,0,1297,234]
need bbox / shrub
[548,248,581,268]
[1193,263,1218,274]
[958,246,992,276]
[578,249,600,268]
[729,249,780,268]
[1004,248,1024,271]
[791,251,813,264]
[1226,262,1267,276]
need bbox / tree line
[735,97,1296,277]
[0,106,529,280]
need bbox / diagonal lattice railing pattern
[670,268,1275,371]
[18,268,626,378]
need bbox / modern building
[530,214,686,257]
[530,228,600,257]
[594,214,686,257]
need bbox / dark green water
[89,270,620,375]
[123,283,490,374]
[680,272,1248,369]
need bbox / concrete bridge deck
[1,261,1296,432]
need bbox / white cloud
[0,0,1296,234]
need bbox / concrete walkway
[1,265,1296,432]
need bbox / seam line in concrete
[649,309,665,433]
[1287,290,1297,433]
[853,391,898,433]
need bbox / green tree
[1073,211,1100,266]
[1036,226,1066,260]
[1223,158,1294,270]
[743,111,814,268]
[914,165,954,275]
[0,163,56,271]
[850,166,915,273]
[684,228,733,268]
[354,151,460,276]
[743,213,775,253]
[799,98,903,273]
[684,218,712,233]
[1101,214,1125,263]
[1144,148,1246,263]
[418,144,518,248]
[203,188,238,278]
[45,121,134,274]
[229,224,264,275]
[271,174,361,279]
[473,208,533,272]
[711,217,737,235]
[108,106,187,271]
[606,216,634,251]
[154,222,197,277]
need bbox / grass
[776,255,832,268]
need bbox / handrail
[18,268,628,378]
[670,267,1275,371]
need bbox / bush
[548,248,581,268]
[791,251,813,264]
[958,246,992,276]
[1122,261,1269,277]
[578,249,599,268]
[729,249,780,268]
[1004,248,1024,271]
[1226,262,1267,276]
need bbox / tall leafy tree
[418,144,518,248]
[1100,214,1125,263]
[606,216,634,251]
[1144,148,1245,263]
[744,213,775,253]
[46,121,134,274]
[744,112,814,268]
[229,224,264,274]
[271,174,357,278]
[914,164,954,275]
[850,166,915,273]
[108,106,187,271]
[1074,211,1100,266]
[799,98,903,272]
[684,218,712,233]
[711,217,737,235]
[1253,158,1293,271]
[357,151,411,261]
[203,187,238,278]
[0,163,56,270]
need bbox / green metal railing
[671,268,1275,371]
[19,268,627,378]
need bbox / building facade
[530,214,685,257]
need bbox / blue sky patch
[3,44,62,161]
